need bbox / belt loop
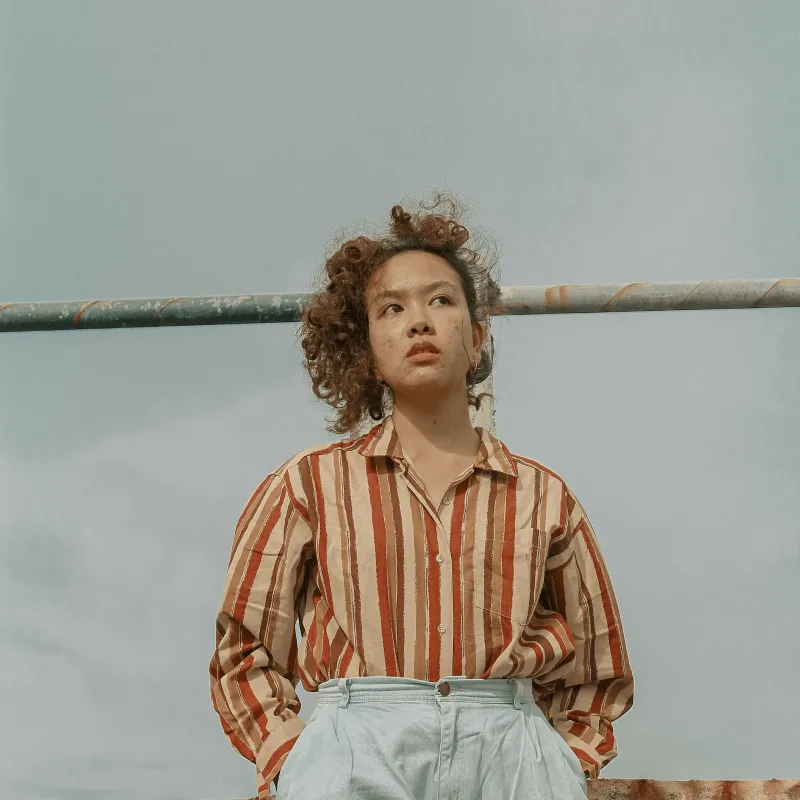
[338,677,351,708]
[512,678,524,710]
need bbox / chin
[394,376,456,394]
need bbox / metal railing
[2,278,799,332]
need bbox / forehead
[366,251,462,299]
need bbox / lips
[406,342,440,357]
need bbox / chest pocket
[466,531,536,627]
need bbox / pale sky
[1,2,799,799]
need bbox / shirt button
[442,495,451,505]
[437,623,446,634]
[436,553,444,563]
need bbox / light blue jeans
[276,675,588,799]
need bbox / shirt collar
[358,413,518,478]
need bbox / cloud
[0,378,330,800]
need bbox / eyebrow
[368,280,460,308]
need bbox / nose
[406,300,435,337]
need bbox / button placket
[402,464,458,670]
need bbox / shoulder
[252,430,368,490]
[501,448,595,540]
[505,447,571,491]
[280,431,368,474]
[500,445,585,509]
[236,433,368,531]
[500,445,601,544]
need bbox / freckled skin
[363,249,487,509]
[365,250,484,404]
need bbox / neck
[389,385,480,463]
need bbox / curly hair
[297,190,503,436]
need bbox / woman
[209,193,634,800]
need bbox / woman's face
[365,250,485,400]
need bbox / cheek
[368,327,393,360]
[454,317,472,348]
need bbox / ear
[471,320,486,361]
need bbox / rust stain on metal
[723,783,734,800]
[544,284,570,310]
[585,779,800,800]
[754,278,800,307]
[154,297,183,323]
[74,300,104,326]
[677,281,707,308]
[603,282,644,311]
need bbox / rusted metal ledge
[588,779,800,799]
[226,780,800,800]
[1,278,799,332]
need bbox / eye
[384,303,402,315]
[433,296,452,305]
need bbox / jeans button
[438,682,451,696]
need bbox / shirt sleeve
[209,465,315,799]
[533,483,634,780]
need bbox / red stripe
[482,478,498,668]
[285,476,310,523]
[249,483,287,554]
[520,638,545,667]
[367,458,399,675]
[500,476,518,623]
[387,467,406,671]
[230,474,274,560]
[520,620,557,667]
[341,455,365,665]
[547,615,573,658]
[340,640,354,675]
[451,482,467,669]
[262,735,298,779]
[234,651,269,740]
[579,518,625,675]
[310,455,333,606]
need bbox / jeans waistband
[316,676,536,709]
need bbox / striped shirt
[209,413,634,797]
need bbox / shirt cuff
[254,715,307,797]
[551,721,605,780]
[578,758,599,781]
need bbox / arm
[533,484,634,780]
[209,467,314,799]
